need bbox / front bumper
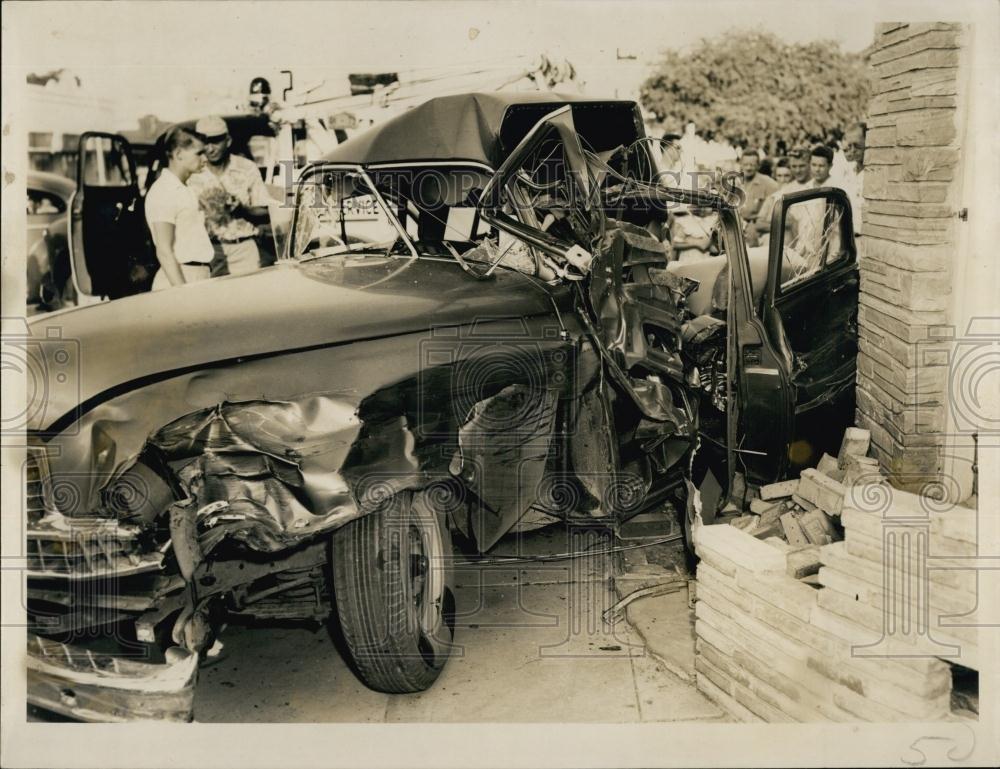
[27,634,198,722]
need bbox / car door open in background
[71,133,157,299]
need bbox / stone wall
[855,22,965,488]
[692,492,978,722]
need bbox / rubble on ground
[719,426,878,585]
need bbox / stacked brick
[817,485,980,672]
[855,22,964,487]
[693,519,960,722]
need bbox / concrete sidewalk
[193,525,725,723]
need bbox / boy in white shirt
[145,127,214,289]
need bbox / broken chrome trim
[27,512,164,579]
[27,634,198,722]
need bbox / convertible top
[321,92,645,168]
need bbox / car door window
[81,136,135,187]
[27,189,66,215]
[776,195,851,292]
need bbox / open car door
[71,132,156,299]
[735,187,859,481]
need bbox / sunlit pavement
[192,525,725,723]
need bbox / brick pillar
[855,22,965,490]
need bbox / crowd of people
[740,125,865,245]
[145,116,275,290]
[667,123,866,262]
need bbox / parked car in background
[26,171,76,313]
[25,93,858,721]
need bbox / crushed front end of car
[22,391,372,721]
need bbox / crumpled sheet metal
[149,398,367,553]
[38,328,433,517]
[582,219,690,431]
[589,220,682,360]
[610,219,671,266]
[449,384,559,551]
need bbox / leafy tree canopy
[640,30,869,154]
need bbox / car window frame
[767,186,857,301]
[288,162,419,261]
[27,187,69,215]
[291,160,549,278]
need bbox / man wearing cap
[187,115,273,277]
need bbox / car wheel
[331,488,455,693]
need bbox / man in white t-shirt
[670,205,720,262]
[145,127,214,290]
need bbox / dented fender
[35,312,587,553]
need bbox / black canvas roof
[321,92,644,168]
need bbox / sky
[3,0,988,123]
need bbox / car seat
[664,246,773,317]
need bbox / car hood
[29,256,554,434]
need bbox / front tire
[331,489,455,693]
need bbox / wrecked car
[23,92,858,720]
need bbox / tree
[640,30,870,154]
